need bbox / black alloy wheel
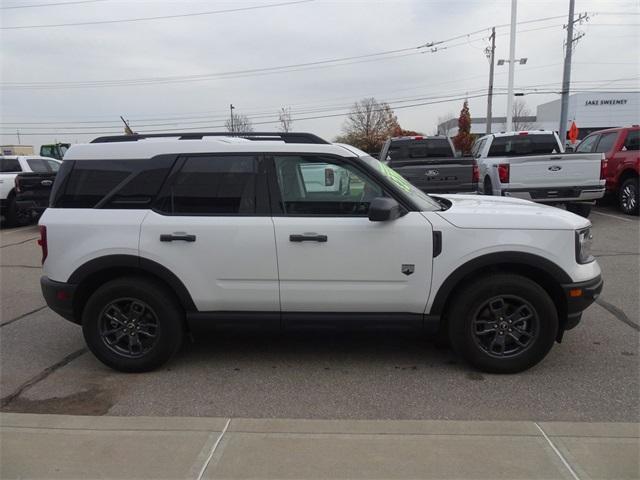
[99,298,159,359]
[471,295,538,358]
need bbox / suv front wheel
[82,277,184,372]
[448,274,558,373]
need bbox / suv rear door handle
[160,233,196,242]
[289,233,328,243]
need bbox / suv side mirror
[368,197,402,222]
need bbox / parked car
[473,130,606,217]
[39,132,602,374]
[378,136,478,194]
[1,156,61,226]
[575,126,639,215]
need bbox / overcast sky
[1,0,638,148]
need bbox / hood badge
[548,165,562,171]
[401,264,415,276]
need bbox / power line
[0,0,109,9]
[1,0,314,30]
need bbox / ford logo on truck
[41,179,53,186]
[425,169,439,177]
[548,165,562,172]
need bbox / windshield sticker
[378,162,412,192]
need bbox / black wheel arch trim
[68,254,197,312]
[429,251,573,316]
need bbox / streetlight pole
[230,104,235,133]
[505,0,518,132]
[486,27,496,134]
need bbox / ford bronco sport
[39,132,603,373]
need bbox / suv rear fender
[68,255,196,325]
[428,252,572,340]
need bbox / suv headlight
[575,227,594,264]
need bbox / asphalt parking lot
[0,204,638,421]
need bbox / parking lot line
[535,422,581,480]
[592,210,637,223]
[197,418,231,480]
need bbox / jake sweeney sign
[585,99,628,106]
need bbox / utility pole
[559,1,588,147]
[558,0,575,147]
[485,27,496,134]
[16,129,21,144]
[505,0,518,132]
[229,104,235,133]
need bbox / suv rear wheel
[448,274,558,373]
[82,277,184,372]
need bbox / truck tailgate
[507,153,603,189]
[391,158,477,193]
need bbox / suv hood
[433,194,591,230]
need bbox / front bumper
[40,276,79,324]
[561,274,603,330]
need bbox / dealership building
[437,91,639,139]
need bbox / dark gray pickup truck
[379,136,478,194]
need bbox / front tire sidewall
[82,278,184,372]
[448,275,558,373]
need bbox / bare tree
[336,97,398,153]
[225,112,254,133]
[507,99,535,131]
[278,107,293,132]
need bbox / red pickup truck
[575,126,639,215]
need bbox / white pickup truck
[473,131,605,217]
[1,156,61,226]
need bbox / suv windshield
[359,155,442,211]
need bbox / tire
[566,203,592,218]
[484,177,493,196]
[448,274,558,373]
[618,177,639,216]
[3,193,32,227]
[82,276,184,372]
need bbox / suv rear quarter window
[624,130,639,151]
[53,157,175,208]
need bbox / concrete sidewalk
[1,413,638,479]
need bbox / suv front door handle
[160,233,196,242]
[289,233,328,243]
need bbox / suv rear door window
[157,155,260,215]
[487,134,560,156]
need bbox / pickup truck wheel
[566,203,592,218]
[3,193,32,227]
[483,177,492,196]
[448,274,558,373]
[82,277,184,372]
[618,177,639,215]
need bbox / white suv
[38,132,603,373]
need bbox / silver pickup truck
[474,131,605,217]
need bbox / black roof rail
[90,132,330,144]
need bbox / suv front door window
[270,154,433,316]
